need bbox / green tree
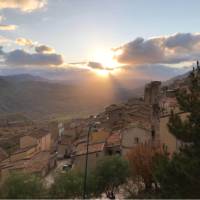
[49,169,98,199]
[49,170,83,199]
[95,155,129,198]
[154,62,200,198]
[0,172,45,199]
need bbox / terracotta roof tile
[0,147,8,162]
[106,132,121,147]
[74,142,105,156]
[28,128,50,139]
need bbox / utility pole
[83,125,92,199]
[83,120,100,199]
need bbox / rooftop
[1,152,51,173]
[28,128,50,139]
[106,132,121,147]
[74,142,105,156]
[12,144,37,155]
[0,147,8,162]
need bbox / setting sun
[90,48,120,69]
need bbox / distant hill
[0,74,143,120]
[0,71,190,120]
[0,74,46,82]
[162,71,190,86]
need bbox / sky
[0,0,200,80]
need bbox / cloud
[0,24,17,30]
[0,47,63,66]
[114,33,200,65]
[16,38,35,47]
[0,15,5,22]
[35,45,55,54]
[0,35,11,44]
[0,0,47,12]
[87,61,104,69]
[16,38,55,54]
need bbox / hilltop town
[0,71,189,184]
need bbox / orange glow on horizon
[95,69,110,77]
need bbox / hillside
[0,74,142,120]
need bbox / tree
[154,62,200,198]
[126,143,163,198]
[49,169,99,199]
[49,170,83,199]
[95,155,129,198]
[0,172,45,199]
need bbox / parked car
[62,164,72,171]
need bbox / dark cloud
[114,33,200,65]
[87,61,104,69]
[164,33,200,49]
[35,45,54,54]
[3,49,63,66]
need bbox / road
[44,158,71,188]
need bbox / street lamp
[83,121,100,199]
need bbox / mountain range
[0,71,189,120]
[0,74,144,120]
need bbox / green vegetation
[0,156,129,199]
[153,64,200,198]
[0,66,199,199]
[49,170,84,199]
[0,173,46,199]
[49,156,129,199]
[95,155,129,198]
[125,64,200,199]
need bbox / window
[107,149,113,155]
[151,130,155,140]
[134,137,139,144]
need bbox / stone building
[144,81,162,146]
[20,129,51,152]
[57,135,73,159]
[0,128,56,182]
[105,104,127,130]
[144,81,161,105]
[105,132,121,155]
[159,112,188,155]
[90,129,110,143]
[121,122,152,157]
[72,142,105,172]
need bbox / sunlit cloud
[16,38,55,54]
[114,33,200,65]
[0,15,5,22]
[0,35,12,44]
[0,0,47,12]
[16,38,35,47]
[0,24,17,31]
